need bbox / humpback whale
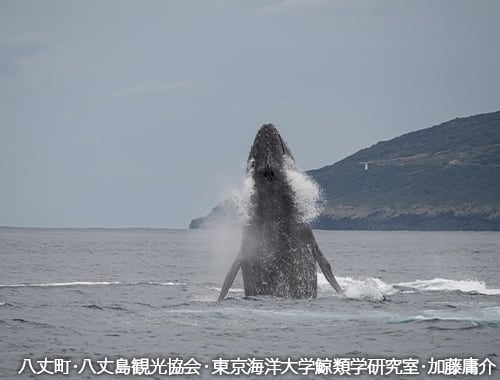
[218,124,344,300]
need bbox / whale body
[218,124,344,300]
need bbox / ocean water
[0,228,499,379]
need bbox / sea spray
[210,158,323,227]
[207,164,255,272]
[283,156,324,224]
[222,164,256,225]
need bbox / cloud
[111,78,196,98]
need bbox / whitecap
[394,278,500,295]
[390,306,500,327]
[159,282,187,286]
[208,286,244,293]
[0,281,188,288]
[318,275,500,299]
[0,281,122,288]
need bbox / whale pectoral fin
[313,244,345,297]
[218,256,241,301]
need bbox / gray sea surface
[0,228,499,379]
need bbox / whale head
[247,123,294,184]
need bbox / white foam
[394,306,500,324]
[209,286,244,293]
[0,281,187,288]
[283,157,323,223]
[318,274,394,300]
[395,278,500,295]
[0,281,122,288]
[409,314,474,323]
[318,275,500,299]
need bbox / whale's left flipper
[313,243,345,297]
[218,256,241,301]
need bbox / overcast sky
[1,0,499,228]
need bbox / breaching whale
[218,124,344,300]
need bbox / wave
[318,274,500,300]
[0,281,186,288]
[3,277,498,300]
[389,306,500,328]
[12,318,55,328]
[148,281,186,286]
[208,286,244,293]
[207,276,499,301]
[0,281,122,288]
[394,278,500,295]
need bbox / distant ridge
[190,111,500,231]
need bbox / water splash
[317,274,393,300]
[318,274,500,300]
[283,157,324,223]
[395,278,500,295]
[222,165,256,225]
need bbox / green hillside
[309,111,500,230]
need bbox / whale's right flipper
[218,256,241,301]
[313,243,345,297]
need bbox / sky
[1,0,499,228]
